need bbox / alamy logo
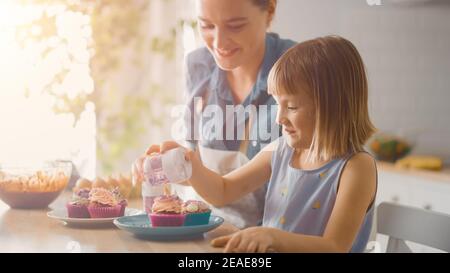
[170,97,280,142]
[66,240,81,253]
[366,241,382,253]
[367,0,382,6]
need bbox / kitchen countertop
[377,161,450,183]
[0,192,238,253]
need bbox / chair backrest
[377,202,450,253]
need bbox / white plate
[47,208,144,227]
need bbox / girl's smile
[273,92,315,150]
[283,127,296,136]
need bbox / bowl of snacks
[0,161,71,209]
[368,132,413,162]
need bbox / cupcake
[182,200,211,226]
[66,188,91,218]
[111,187,128,217]
[73,178,92,193]
[149,195,185,227]
[87,188,122,218]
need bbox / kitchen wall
[272,0,450,161]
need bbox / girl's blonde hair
[268,35,376,162]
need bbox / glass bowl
[0,161,72,209]
[368,132,414,162]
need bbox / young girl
[145,35,377,253]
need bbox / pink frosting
[151,195,182,214]
[89,188,118,206]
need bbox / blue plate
[113,214,224,241]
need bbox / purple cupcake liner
[119,200,127,217]
[119,204,127,217]
[88,205,122,218]
[66,203,90,218]
[149,213,185,227]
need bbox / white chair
[376,202,450,253]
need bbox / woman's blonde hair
[252,0,276,11]
[251,0,277,26]
[268,35,376,162]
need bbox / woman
[135,0,296,228]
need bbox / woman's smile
[215,47,240,58]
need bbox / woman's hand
[211,227,277,253]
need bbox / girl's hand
[131,141,199,185]
[149,140,181,154]
[131,144,159,185]
[156,141,202,174]
[211,227,277,253]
